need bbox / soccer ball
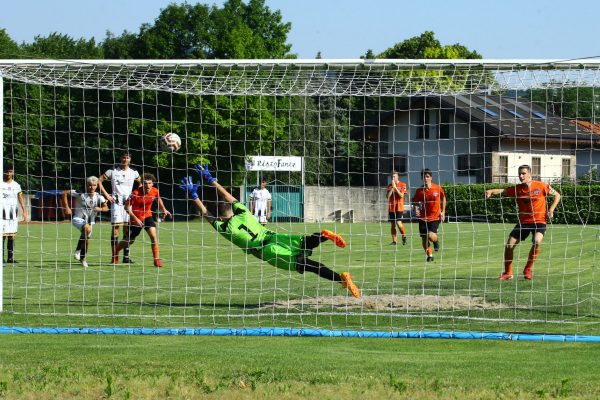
[161,132,181,152]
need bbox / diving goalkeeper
[179,165,361,298]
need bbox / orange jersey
[387,181,407,212]
[412,183,445,222]
[127,186,160,220]
[504,181,555,224]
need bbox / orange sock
[504,249,513,275]
[391,226,397,242]
[399,225,406,236]
[152,244,159,260]
[525,246,540,270]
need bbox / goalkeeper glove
[193,164,218,183]
[179,176,200,200]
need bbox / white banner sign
[245,156,303,172]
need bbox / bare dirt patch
[259,294,505,312]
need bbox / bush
[443,183,600,225]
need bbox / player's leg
[296,257,360,298]
[5,234,16,263]
[114,224,141,264]
[4,206,18,262]
[419,221,433,261]
[78,224,92,268]
[390,220,397,245]
[498,227,522,280]
[145,223,162,267]
[523,227,545,280]
[122,225,133,263]
[428,231,439,252]
[396,220,407,245]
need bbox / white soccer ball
[161,132,181,152]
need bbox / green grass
[1,221,599,335]
[0,335,599,399]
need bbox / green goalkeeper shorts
[260,233,305,271]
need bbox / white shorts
[110,203,130,225]
[72,217,94,236]
[2,205,19,235]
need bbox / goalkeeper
[179,165,361,298]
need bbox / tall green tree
[0,29,20,58]
[21,33,103,59]
[374,31,481,59]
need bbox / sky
[0,0,598,60]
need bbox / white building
[351,94,600,190]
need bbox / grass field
[1,221,599,399]
[1,220,599,335]
[0,335,600,399]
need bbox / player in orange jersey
[412,169,446,262]
[486,165,561,281]
[113,173,171,267]
[386,170,407,245]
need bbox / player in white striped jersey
[62,176,109,267]
[2,165,28,263]
[99,152,141,263]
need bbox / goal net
[1,59,599,338]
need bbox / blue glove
[193,164,217,183]
[179,176,200,200]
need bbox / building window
[562,158,572,178]
[478,107,498,117]
[532,157,541,180]
[438,110,450,139]
[532,111,546,119]
[417,109,430,139]
[393,155,407,175]
[506,109,524,119]
[495,155,508,183]
[457,154,482,176]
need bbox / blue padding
[1,326,600,342]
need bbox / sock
[297,257,340,282]
[152,244,159,260]
[503,249,514,274]
[391,226,397,242]
[78,234,87,259]
[111,236,118,256]
[422,240,432,256]
[525,245,540,270]
[7,237,14,260]
[399,225,406,237]
[124,246,130,259]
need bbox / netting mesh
[1,60,599,335]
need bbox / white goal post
[1,59,600,339]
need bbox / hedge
[443,183,600,225]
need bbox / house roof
[351,94,600,147]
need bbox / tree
[0,29,20,58]
[102,0,291,60]
[21,33,103,59]
[375,31,481,59]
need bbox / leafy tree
[375,31,481,59]
[21,33,103,59]
[0,29,20,58]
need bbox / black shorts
[128,217,156,241]
[509,224,546,242]
[388,211,404,222]
[418,220,440,236]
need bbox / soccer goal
[1,59,599,340]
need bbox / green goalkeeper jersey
[213,202,272,251]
